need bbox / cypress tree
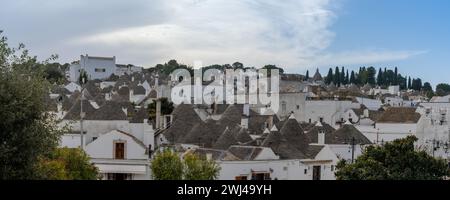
[394,67,398,85]
[344,70,349,85]
[305,70,309,81]
[377,68,383,86]
[408,76,412,89]
[334,67,341,86]
[350,71,356,85]
[326,68,333,85]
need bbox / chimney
[318,129,325,145]
[241,104,250,129]
[143,119,154,146]
[155,99,162,129]
[206,153,213,161]
[268,115,274,129]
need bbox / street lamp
[80,55,87,150]
[345,137,357,163]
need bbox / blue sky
[326,0,450,86]
[0,0,449,86]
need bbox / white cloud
[70,0,337,68]
[63,0,425,71]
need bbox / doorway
[115,142,125,159]
[312,166,321,180]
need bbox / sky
[0,0,449,86]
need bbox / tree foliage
[35,148,100,180]
[183,153,221,180]
[335,136,450,180]
[261,64,284,77]
[154,59,194,76]
[0,31,96,180]
[151,150,221,180]
[323,66,420,90]
[0,31,64,179]
[148,97,174,124]
[436,83,450,96]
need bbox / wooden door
[313,166,321,180]
[115,143,125,159]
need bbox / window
[319,117,324,123]
[115,142,125,159]
[92,137,98,141]
[331,165,335,172]
[235,176,248,180]
[95,68,106,72]
[296,105,300,110]
[251,173,271,180]
[107,173,131,180]
[304,169,308,174]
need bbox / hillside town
[44,55,450,180]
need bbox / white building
[68,55,143,82]
[59,100,154,180]
[86,129,151,180]
[189,145,339,180]
[415,102,450,159]
[357,107,420,144]
[356,97,382,111]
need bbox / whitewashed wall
[85,130,147,160]
[216,159,335,180]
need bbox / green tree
[42,62,65,84]
[183,153,221,180]
[154,59,194,76]
[394,67,398,85]
[335,136,450,180]
[367,67,376,85]
[232,62,244,70]
[426,91,435,99]
[358,67,368,85]
[377,68,383,86]
[261,65,284,76]
[151,150,184,180]
[350,71,356,85]
[422,82,433,92]
[436,83,450,96]
[150,150,221,180]
[334,67,340,86]
[344,70,349,85]
[148,97,174,123]
[411,78,423,91]
[78,70,88,85]
[0,31,64,179]
[408,77,412,89]
[325,68,333,85]
[36,148,99,180]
